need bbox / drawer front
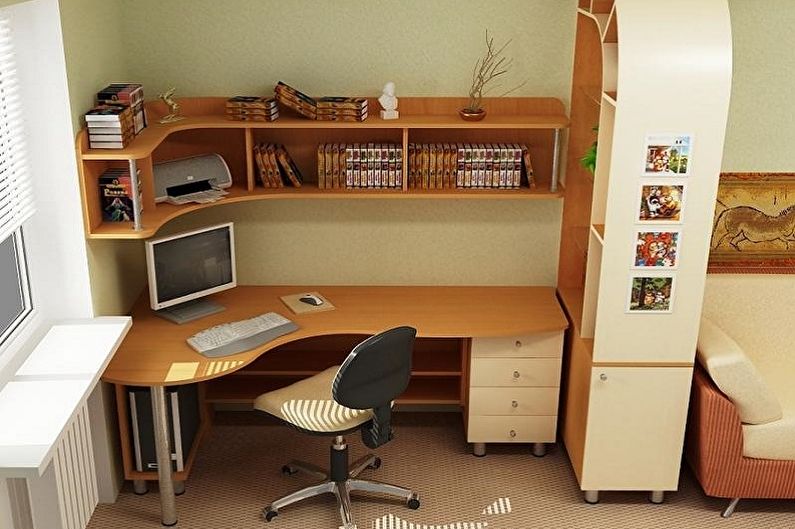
[467,415,557,443]
[472,332,563,359]
[470,357,561,387]
[469,387,559,415]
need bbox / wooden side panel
[560,332,594,484]
[557,14,602,292]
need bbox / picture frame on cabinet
[626,274,676,313]
[643,134,693,176]
[632,230,681,269]
[637,183,685,223]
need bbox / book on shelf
[274,82,368,122]
[226,96,279,121]
[98,167,142,222]
[266,144,283,187]
[96,83,146,135]
[86,105,135,149]
[275,145,303,187]
[316,142,403,189]
[404,143,533,190]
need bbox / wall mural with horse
[709,173,795,273]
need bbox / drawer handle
[513,371,521,379]
[509,430,517,438]
[600,373,608,381]
[515,340,522,348]
[511,400,519,408]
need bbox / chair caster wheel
[407,494,420,510]
[368,457,382,469]
[281,465,298,476]
[263,508,278,522]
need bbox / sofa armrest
[685,365,746,496]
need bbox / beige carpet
[87,412,795,528]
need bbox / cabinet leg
[472,443,486,457]
[584,490,599,504]
[133,480,148,495]
[649,490,664,504]
[174,481,186,496]
[531,443,546,457]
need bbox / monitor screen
[146,223,236,310]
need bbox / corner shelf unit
[558,0,732,503]
[76,97,569,239]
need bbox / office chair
[254,326,420,528]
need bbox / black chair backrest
[332,326,416,448]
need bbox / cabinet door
[580,366,692,491]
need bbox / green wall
[701,0,795,372]
[59,0,795,331]
[62,0,577,315]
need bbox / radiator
[52,403,98,529]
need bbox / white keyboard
[187,312,299,358]
[165,188,229,205]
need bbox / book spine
[317,144,325,189]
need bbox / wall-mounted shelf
[76,97,569,240]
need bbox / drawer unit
[470,358,561,387]
[468,415,557,443]
[469,387,559,416]
[471,332,564,358]
[466,331,564,456]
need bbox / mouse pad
[280,291,336,314]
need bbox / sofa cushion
[743,414,795,460]
[697,317,782,425]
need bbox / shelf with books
[76,96,568,239]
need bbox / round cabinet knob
[511,400,519,408]
[600,373,608,381]
[515,340,522,348]
[509,430,517,438]
[513,371,521,379]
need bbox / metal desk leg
[151,386,178,526]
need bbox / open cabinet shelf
[76,96,568,239]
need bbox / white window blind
[0,17,33,243]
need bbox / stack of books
[274,82,368,122]
[226,96,279,121]
[316,97,368,122]
[85,105,135,149]
[274,82,317,119]
[96,83,146,135]
[252,143,303,188]
[317,143,402,189]
[98,167,142,222]
[407,143,535,190]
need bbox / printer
[153,153,232,203]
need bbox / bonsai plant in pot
[461,30,527,121]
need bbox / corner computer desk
[102,285,568,525]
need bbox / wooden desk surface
[102,285,567,386]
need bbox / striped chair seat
[254,366,373,433]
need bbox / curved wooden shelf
[77,96,569,239]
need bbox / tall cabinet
[557,0,732,503]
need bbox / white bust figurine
[378,81,399,119]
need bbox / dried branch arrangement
[466,30,528,112]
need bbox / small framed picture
[643,134,693,176]
[627,275,676,313]
[637,183,685,223]
[633,230,681,268]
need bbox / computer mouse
[299,294,323,306]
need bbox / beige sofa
[685,317,795,517]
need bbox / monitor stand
[155,298,226,325]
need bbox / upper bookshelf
[76,96,569,239]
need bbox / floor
[87,412,795,529]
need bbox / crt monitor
[145,222,236,323]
